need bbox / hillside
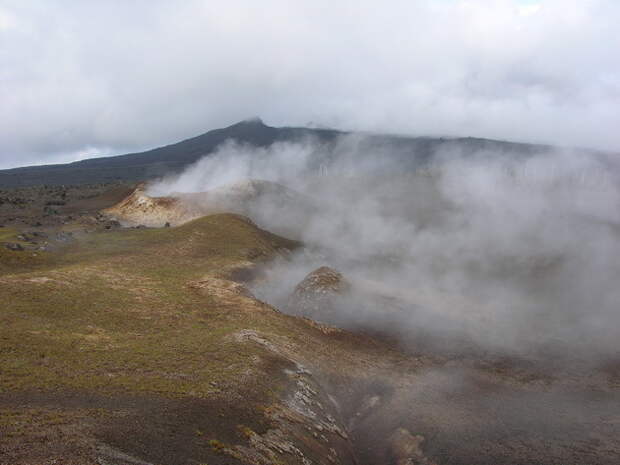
[1,186,619,465]
[0,208,413,465]
[0,119,557,188]
[0,120,340,187]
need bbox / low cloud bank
[150,136,620,360]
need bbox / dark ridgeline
[0,118,559,187]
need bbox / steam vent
[288,266,350,321]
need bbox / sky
[0,0,618,168]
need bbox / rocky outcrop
[287,266,350,322]
[102,183,203,227]
[102,179,312,232]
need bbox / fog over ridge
[149,136,620,360]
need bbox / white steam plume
[149,136,620,360]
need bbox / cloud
[147,135,620,359]
[0,0,619,168]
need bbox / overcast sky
[0,0,618,168]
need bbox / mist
[149,136,620,361]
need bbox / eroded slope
[1,191,620,465]
[0,213,404,465]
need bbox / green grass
[0,227,19,242]
[0,227,50,275]
[0,214,299,398]
[0,211,406,465]
[0,407,111,439]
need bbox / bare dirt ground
[0,182,133,226]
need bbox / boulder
[104,220,121,230]
[287,266,350,322]
[55,232,74,243]
[4,242,24,251]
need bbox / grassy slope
[0,228,52,271]
[0,214,399,465]
[4,208,617,465]
[2,216,286,393]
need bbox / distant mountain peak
[220,117,270,132]
[239,117,267,126]
[0,118,563,188]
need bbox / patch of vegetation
[208,439,227,453]
[0,211,377,464]
[0,227,20,242]
[0,407,110,438]
[0,227,51,271]
[237,425,256,440]
[0,215,303,398]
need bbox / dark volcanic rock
[104,220,121,230]
[287,266,350,322]
[55,232,74,243]
[4,242,24,251]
